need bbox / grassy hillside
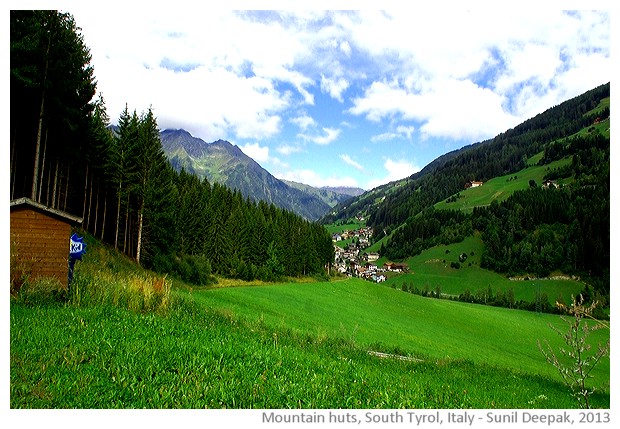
[10,237,610,408]
[434,156,572,213]
[386,235,584,303]
[188,277,607,385]
[13,297,607,409]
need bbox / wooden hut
[10,197,82,289]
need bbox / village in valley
[331,220,407,283]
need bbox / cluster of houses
[464,180,484,189]
[332,225,408,283]
[542,179,559,189]
[466,178,560,190]
[331,225,373,246]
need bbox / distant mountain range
[158,129,363,220]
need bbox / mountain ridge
[322,82,610,229]
[159,129,333,220]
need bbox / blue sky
[62,3,611,190]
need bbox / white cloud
[396,125,415,139]
[320,74,349,102]
[298,127,341,145]
[72,8,320,142]
[346,10,609,141]
[239,142,270,163]
[290,114,316,130]
[366,158,420,190]
[239,142,288,168]
[276,144,304,156]
[494,43,561,94]
[371,132,400,142]
[339,154,365,172]
[371,125,415,142]
[276,169,359,189]
[351,78,519,142]
[339,40,352,56]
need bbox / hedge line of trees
[10,10,334,285]
[392,280,608,319]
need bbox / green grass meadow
[10,237,610,409]
[385,235,584,304]
[190,278,608,385]
[434,157,573,213]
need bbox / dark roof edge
[10,197,83,225]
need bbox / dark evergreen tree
[11,10,96,208]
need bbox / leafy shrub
[152,253,216,286]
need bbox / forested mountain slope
[328,83,610,296]
[160,129,332,221]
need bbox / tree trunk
[51,159,59,209]
[86,168,94,231]
[63,164,69,211]
[114,186,122,249]
[37,129,47,203]
[100,190,107,241]
[93,179,100,237]
[82,163,89,229]
[136,204,144,264]
[10,126,17,200]
[31,38,51,200]
[123,194,130,255]
[45,157,52,206]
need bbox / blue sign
[68,233,86,288]
[69,233,87,260]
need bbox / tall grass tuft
[70,267,172,314]
[68,235,172,314]
[15,277,67,306]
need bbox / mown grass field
[384,235,584,304]
[10,237,610,409]
[434,157,573,213]
[13,298,605,409]
[190,278,608,386]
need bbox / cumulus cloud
[239,142,270,163]
[351,78,519,142]
[298,127,341,145]
[73,8,317,141]
[320,74,349,102]
[339,40,352,56]
[276,144,304,156]
[290,114,316,130]
[371,125,415,142]
[276,169,359,189]
[339,154,365,172]
[239,142,287,168]
[366,158,420,190]
[346,10,609,141]
[70,6,609,190]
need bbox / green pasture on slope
[190,278,609,387]
[434,157,573,213]
[386,235,584,303]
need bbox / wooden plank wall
[10,207,72,288]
